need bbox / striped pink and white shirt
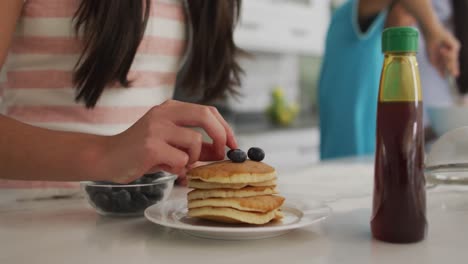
[1,0,187,135]
[0,0,187,190]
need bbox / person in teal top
[318,0,460,160]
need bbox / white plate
[144,197,331,240]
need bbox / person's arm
[359,0,437,29]
[0,116,110,181]
[397,0,443,38]
[399,0,460,77]
[359,0,460,77]
[0,101,237,183]
[360,0,444,34]
[358,0,392,20]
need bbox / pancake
[188,195,285,213]
[187,179,276,190]
[186,159,284,225]
[187,160,276,184]
[188,207,283,225]
[187,186,278,200]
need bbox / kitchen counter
[1,160,468,264]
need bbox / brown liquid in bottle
[371,101,427,243]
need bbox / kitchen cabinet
[229,0,330,113]
[234,0,331,55]
[227,53,300,113]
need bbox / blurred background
[175,0,466,171]
[176,0,341,170]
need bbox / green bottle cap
[382,27,419,53]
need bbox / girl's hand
[425,26,460,77]
[176,161,209,186]
[104,100,237,183]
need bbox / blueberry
[141,177,156,184]
[247,147,265,162]
[128,177,152,185]
[144,172,166,181]
[227,149,247,163]
[144,185,164,196]
[158,183,168,191]
[93,181,115,185]
[110,186,125,193]
[92,192,112,211]
[140,184,154,194]
[131,192,150,210]
[88,185,112,196]
[128,178,144,185]
[85,185,99,196]
[112,190,132,212]
[130,172,165,185]
[226,149,235,158]
[144,187,164,202]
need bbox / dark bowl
[81,172,177,216]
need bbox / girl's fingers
[209,106,238,149]
[153,143,189,174]
[199,142,226,161]
[165,101,227,160]
[188,161,209,169]
[165,126,203,164]
[441,47,460,77]
[428,46,443,76]
[439,32,460,76]
[176,176,188,186]
[147,164,185,175]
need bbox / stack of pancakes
[187,160,285,225]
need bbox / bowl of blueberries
[82,172,177,217]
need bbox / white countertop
[1,161,467,264]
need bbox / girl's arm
[0,102,237,183]
[0,116,111,181]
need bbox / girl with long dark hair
[0,0,242,186]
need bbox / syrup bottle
[371,27,427,243]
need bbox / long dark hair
[73,0,242,108]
